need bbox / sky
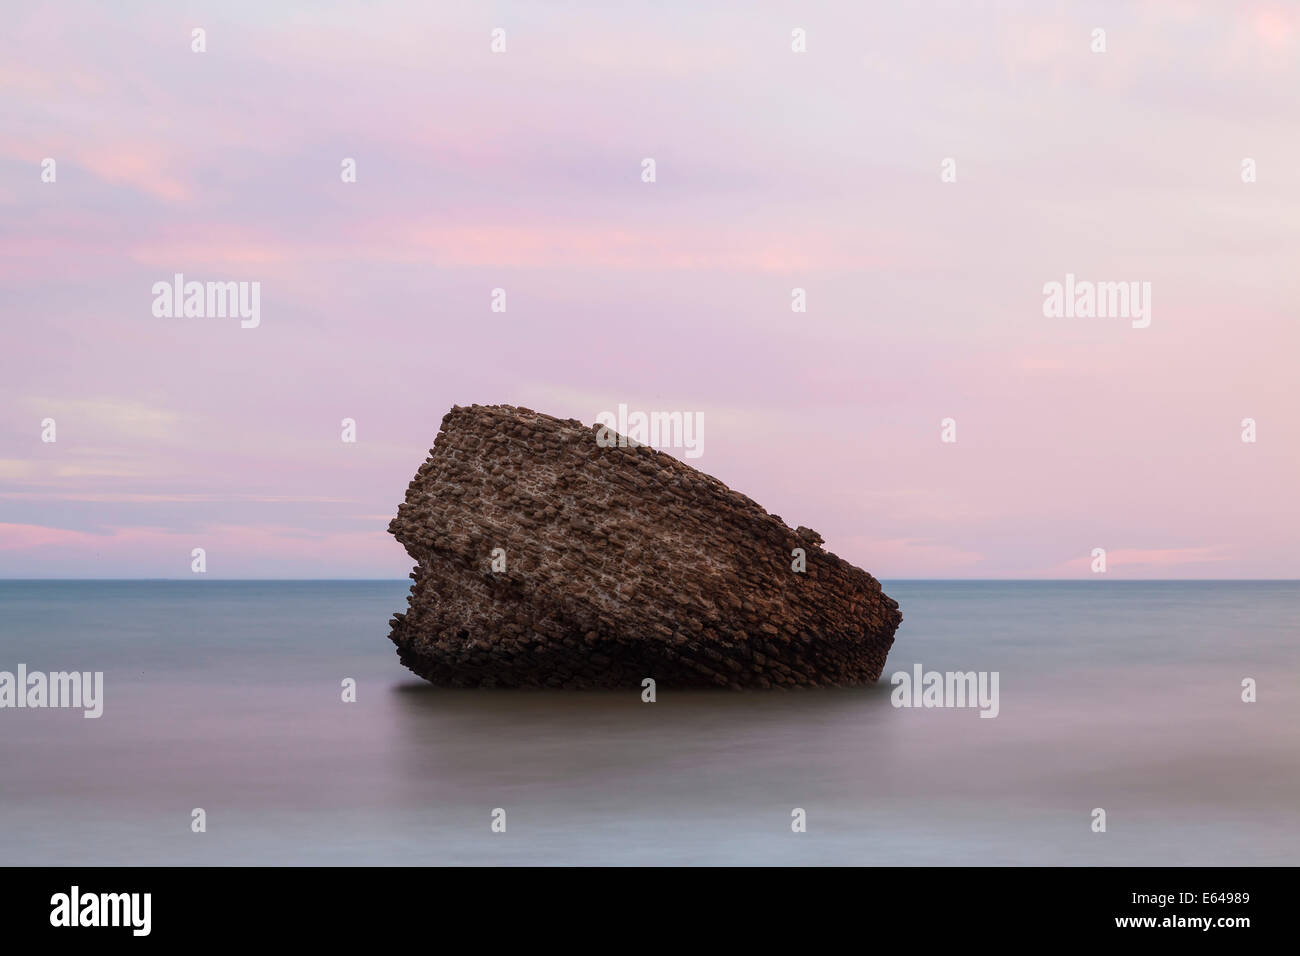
[2,1,1298,578]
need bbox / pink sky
[2,1,1298,578]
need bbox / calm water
[1,580,1296,865]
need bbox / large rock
[387,404,902,689]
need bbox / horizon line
[1,578,1298,584]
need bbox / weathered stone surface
[387,404,902,689]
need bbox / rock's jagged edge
[387,404,902,689]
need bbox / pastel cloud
[0,521,406,578]
[23,398,179,441]
[1049,547,1231,577]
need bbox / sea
[1,580,1296,865]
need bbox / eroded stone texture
[388,404,902,689]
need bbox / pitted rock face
[387,404,902,689]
